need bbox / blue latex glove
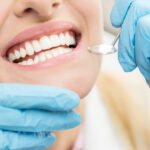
[111,0,150,85]
[0,83,81,150]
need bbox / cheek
[73,57,102,98]
[0,1,13,29]
[68,0,103,44]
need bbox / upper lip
[1,21,81,57]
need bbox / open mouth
[6,30,80,66]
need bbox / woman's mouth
[7,31,78,65]
[3,21,81,67]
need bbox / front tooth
[39,53,46,62]
[66,48,73,53]
[52,49,59,57]
[27,59,34,65]
[45,51,53,59]
[25,42,34,55]
[70,36,76,45]
[63,48,68,53]
[59,33,66,45]
[61,47,72,54]
[65,32,75,46]
[58,47,66,54]
[8,53,15,62]
[60,47,67,54]
[22,61,27,65]
[32,40,42,52]
[14,50,21,59]
[39,36,51,50]
[49,35,60,47]
[20,48,26,58]
[34,55,39,64]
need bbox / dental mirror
[88,29,121,55]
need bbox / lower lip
[3,37,82,70]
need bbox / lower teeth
[17,47,73,65]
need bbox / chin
[39,78,96,98]
[30,70,99,98]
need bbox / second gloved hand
[111,0,150,85]
[0,83,81,150]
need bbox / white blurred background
[102,0,118,34]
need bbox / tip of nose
[14,1,61,19]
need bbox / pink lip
[1,21,82,70]
[1,21,81,57]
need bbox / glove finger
[118,0,150,72]
[135,15,150,81]
[0,83,80,111]
[0,130,55,150]
[110,0,134,27]
[0,106,81,132]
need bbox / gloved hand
[110,0,150,85]
[0,83,81,150]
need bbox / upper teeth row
[8,32,76,62]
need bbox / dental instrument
[88,30,121,55]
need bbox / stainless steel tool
[88,30,121,55]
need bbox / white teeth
[52,49,59,57]
[25,42,34,55]
[49,35,60,48]
[8,53,15,62]
[34,55,39,64]
[39,53,46,62]
[32,40,42,52]
[65,32,71,46]
[8,31,77,63]
[64,48,71,53]
[18,61,27,65]
[14,50,21,59]
[22,61,27,65]
[20,48,26,58]
[63,48,68,53]
[59,33,66,45]
[65,32,76,46]
[70,36,76,45]
[17,47,73,65]
[45,51,53,59]
[58,47,64,54]
[39,36,51,50]
[27,59,34,65]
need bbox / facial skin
[0,0,103,98]
[0,0,103,149]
